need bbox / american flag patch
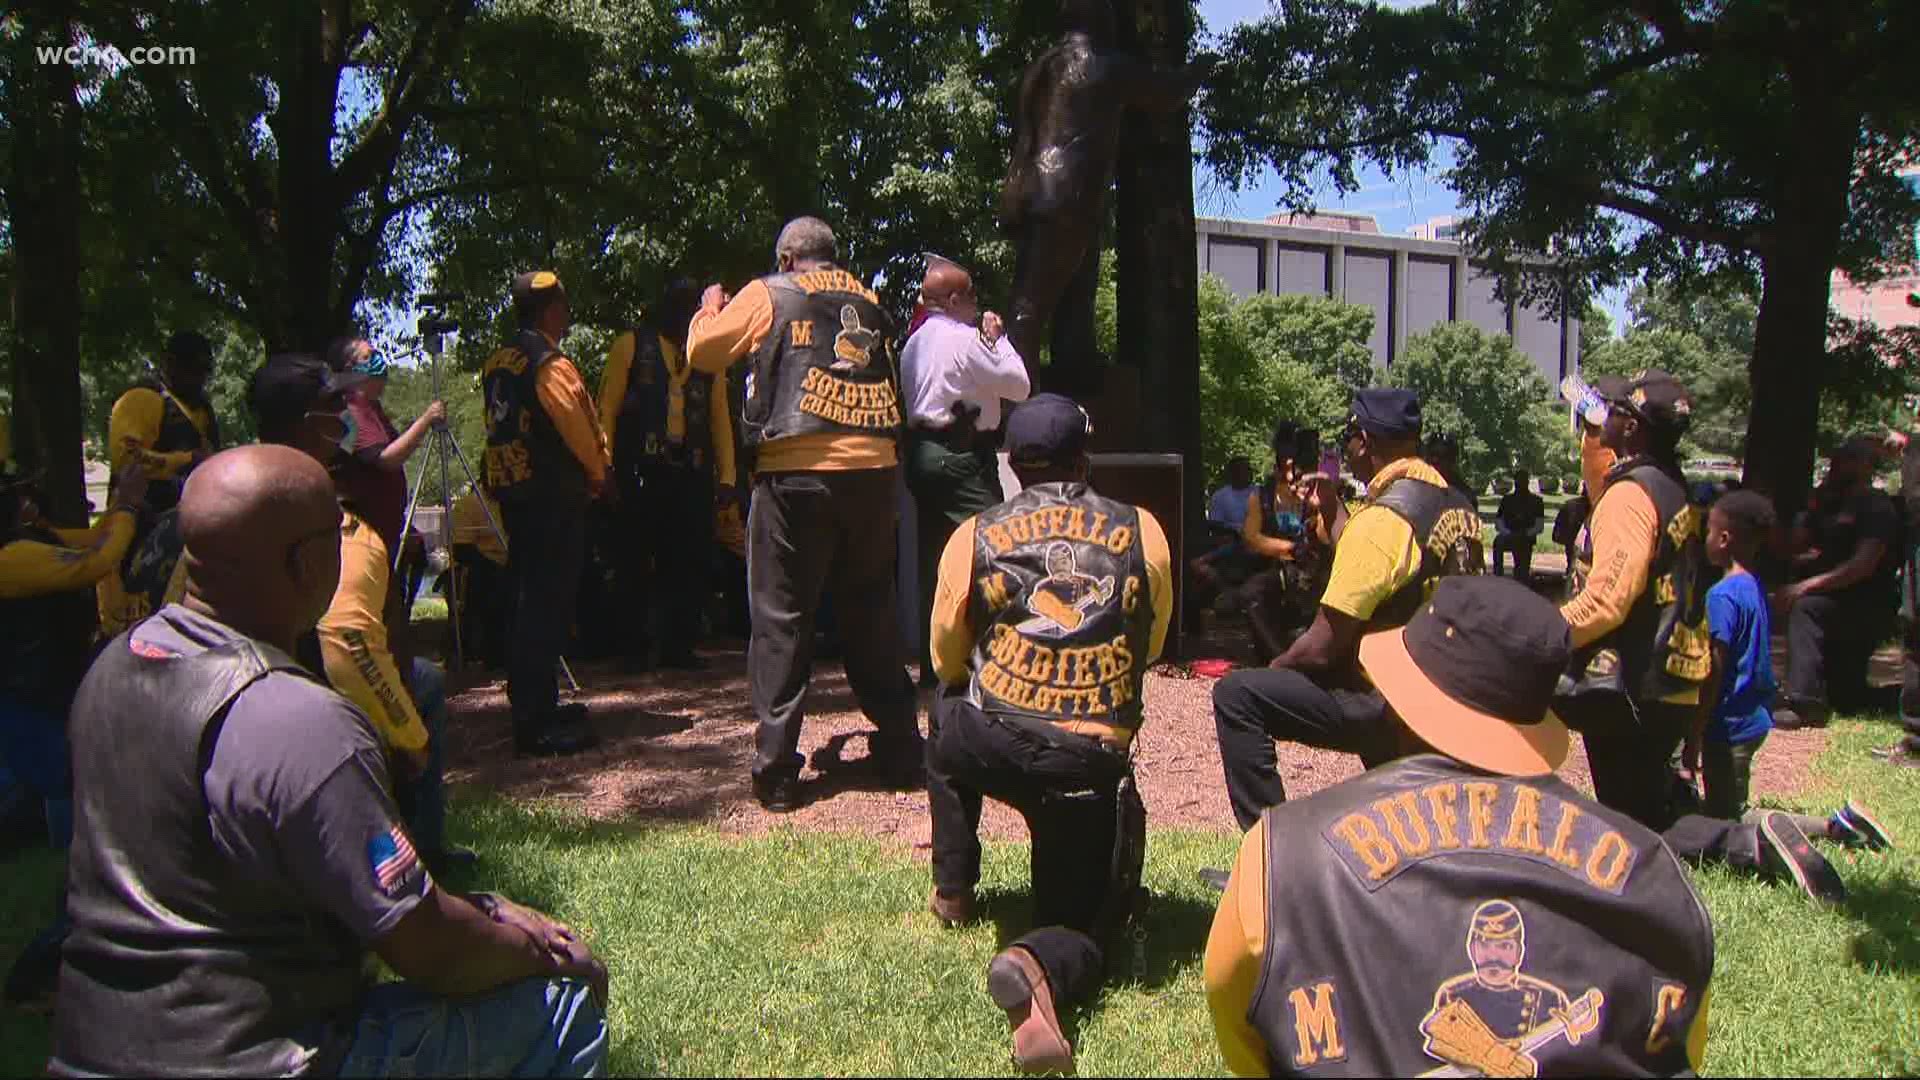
[367,825,419,896]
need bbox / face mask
[1580,427,1617,499]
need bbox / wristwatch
[468,892,503,922]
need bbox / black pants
[1579,700,1761,872]
[1492,536,1534,583]
[1786,590,1889,712]
[905,435,1003,676]
[926,692,1119,1010]
[1211,667,1396,831]
[501,491,588,736]
[617,460,714,664]
[747,469,920,780]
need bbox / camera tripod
[392,312,577,692]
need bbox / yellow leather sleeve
[1205,817,1272,1078]
[930,518,979,685]
[1140,509,1173,664]
[0,510,136,598]
[1560,482,1659,649]
[598,331,635,452]
[688,279,775,375]
[535,357,612,488]
[108,388,194,477]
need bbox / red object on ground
[1189,658,1236,679]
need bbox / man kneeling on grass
[1206,577,1715,1077]
[923,394,1174,1074]
[53,444,608,1078]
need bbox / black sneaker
[753,772,804,813]
[1756,811,1847,905]
[1870,744,1920,769]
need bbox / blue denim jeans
[339,976,607,1077]
[396,659,449,856]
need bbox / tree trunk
[1113,0,1202,656]
[6,3,89,525]
[1740,104,1857,520]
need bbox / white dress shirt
[900,312,1031,431]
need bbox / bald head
[179,445,343,647]
[922,261,973,305]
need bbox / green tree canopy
[1389,322,1564,493]
[1201,0,1920,514]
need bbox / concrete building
[1195,212,1581,390]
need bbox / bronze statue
[1002,0,1205,388]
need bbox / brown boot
[929,888,975,928]
[987,946,1074,1075]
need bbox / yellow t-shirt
[316,511,428,754]
[1315,457,1452,620]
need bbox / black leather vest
[616,329,717,475]
[55,627,367,1077]
[1247,755,1713,1078]
[1367,476,1482,630]
[0,526,101,711]
[482,329,580,500]
[137,381,220,516]
[1568,460,1711,704]
[964,482,1153,729]
[742,270,901,450]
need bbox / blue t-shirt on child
[1706,571,1775,745]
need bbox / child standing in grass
[1693,490,1893,849]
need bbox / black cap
[1005,393,1093,469]
[164,330,213,368]
[1358,575,1572,775]
[512,270,565,304]
[248,353,367,439]
[1349,388,1423,440]
[1612,369,1692,440]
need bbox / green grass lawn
[4,712,1916,1075]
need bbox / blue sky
[1192,0,1464,236]
[1192,0,1631,331]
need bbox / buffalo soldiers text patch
[1323,779,1638,894]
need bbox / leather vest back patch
[743,270,900,448]
[1368,476,1483,630]
[964,482,1153,728]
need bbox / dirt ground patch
[445,610,1881,845]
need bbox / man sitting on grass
[1206,577,1715,1077]
[53,441,607,1077]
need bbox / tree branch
[333,0,480,200]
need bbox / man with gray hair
[688,216,923,812]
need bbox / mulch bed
[444,604,1877,846]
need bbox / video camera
[415,290,464,355]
